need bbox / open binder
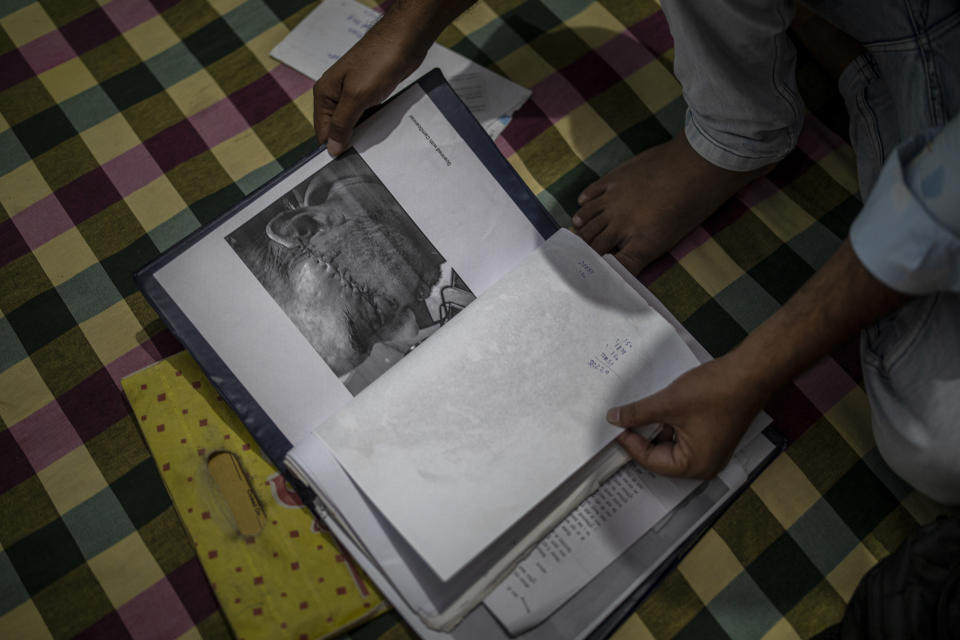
[136,70,783,639]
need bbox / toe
[614,243,647,276]
[589,227,620,257]
[577,180,608,205]
[575,212,608,244]
[571,199,603,228]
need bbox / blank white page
[309,230,701,581]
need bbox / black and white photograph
[227,149,475,396]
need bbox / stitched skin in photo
[226,149,475,396]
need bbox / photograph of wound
[227,149,475,396]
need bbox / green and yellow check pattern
[0,0,951,638]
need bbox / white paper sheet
[483,412,773,634]
[297,419,775,640]
[483,465,673,626]
[154,84,543,448]
[480,256,777,633]
[270,0,532,138]
[313,230,702,580]
[286,239,777,634]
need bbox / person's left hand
[313,14,429,155]
[606,355,769,479]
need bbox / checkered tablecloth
[0,1,952,639]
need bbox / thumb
[608,394,687,476]
[606,393,665,429]
[615,429,686,477]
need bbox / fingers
[325,86,370,156]
[608,394,691,475]
[312,67,375,156]
[313,70,343,146]
[652,424,676,444]
[615,431,688,476]
[313,82,329,145]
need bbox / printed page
[270,0,531,137]
[312,230,702,581]
[153,82,544,449]
[483,464,691,629]
[482,257,779,634]
[286,241,776,632]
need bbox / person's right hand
[313,21,429,156]
[607,354,771,480]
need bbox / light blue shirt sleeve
[850,115,960,295]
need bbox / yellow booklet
[122,351,386,640]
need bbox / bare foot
[572,133,773,274]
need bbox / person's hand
[313,20,429,156]
[606,355,770,479]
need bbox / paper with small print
[313,230,702,581]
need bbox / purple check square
[141,328,183,362]
[0,219,31,268]
[117,578,194,640]
[271,65,314,101]
[60,8,122,55]
[560,51,620,102]
[767,383,821,442]
[19,30,77,75]
[102,145,162,197]
[630,11,673,57]
[56,167,122,225]
[638,252,678,287]
[230,72,290,127]
[1,49,39,91]
[144,120,207,173]
[495,136,515,157]
[795,357,856,414]
[703,197,749,236]
[106,346,158,389]
[149,0,179,12]
[501,99,551,151]
[167,558,218,623]
[59,368,129,442]
[10,401,83,472]
[12,194,74,250]
[596,32,654,79]
[73,611,134,640]
[669,226,711,261]
[102,0,158,33]
[738,177,779,209]
[189,98,248,148]
[0,429,36,493]
[531,73,582,123]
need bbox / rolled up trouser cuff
[683,107,797,172]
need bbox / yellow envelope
[122,351,386,640]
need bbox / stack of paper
[137,73,778,639]
[285,230,774,636]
